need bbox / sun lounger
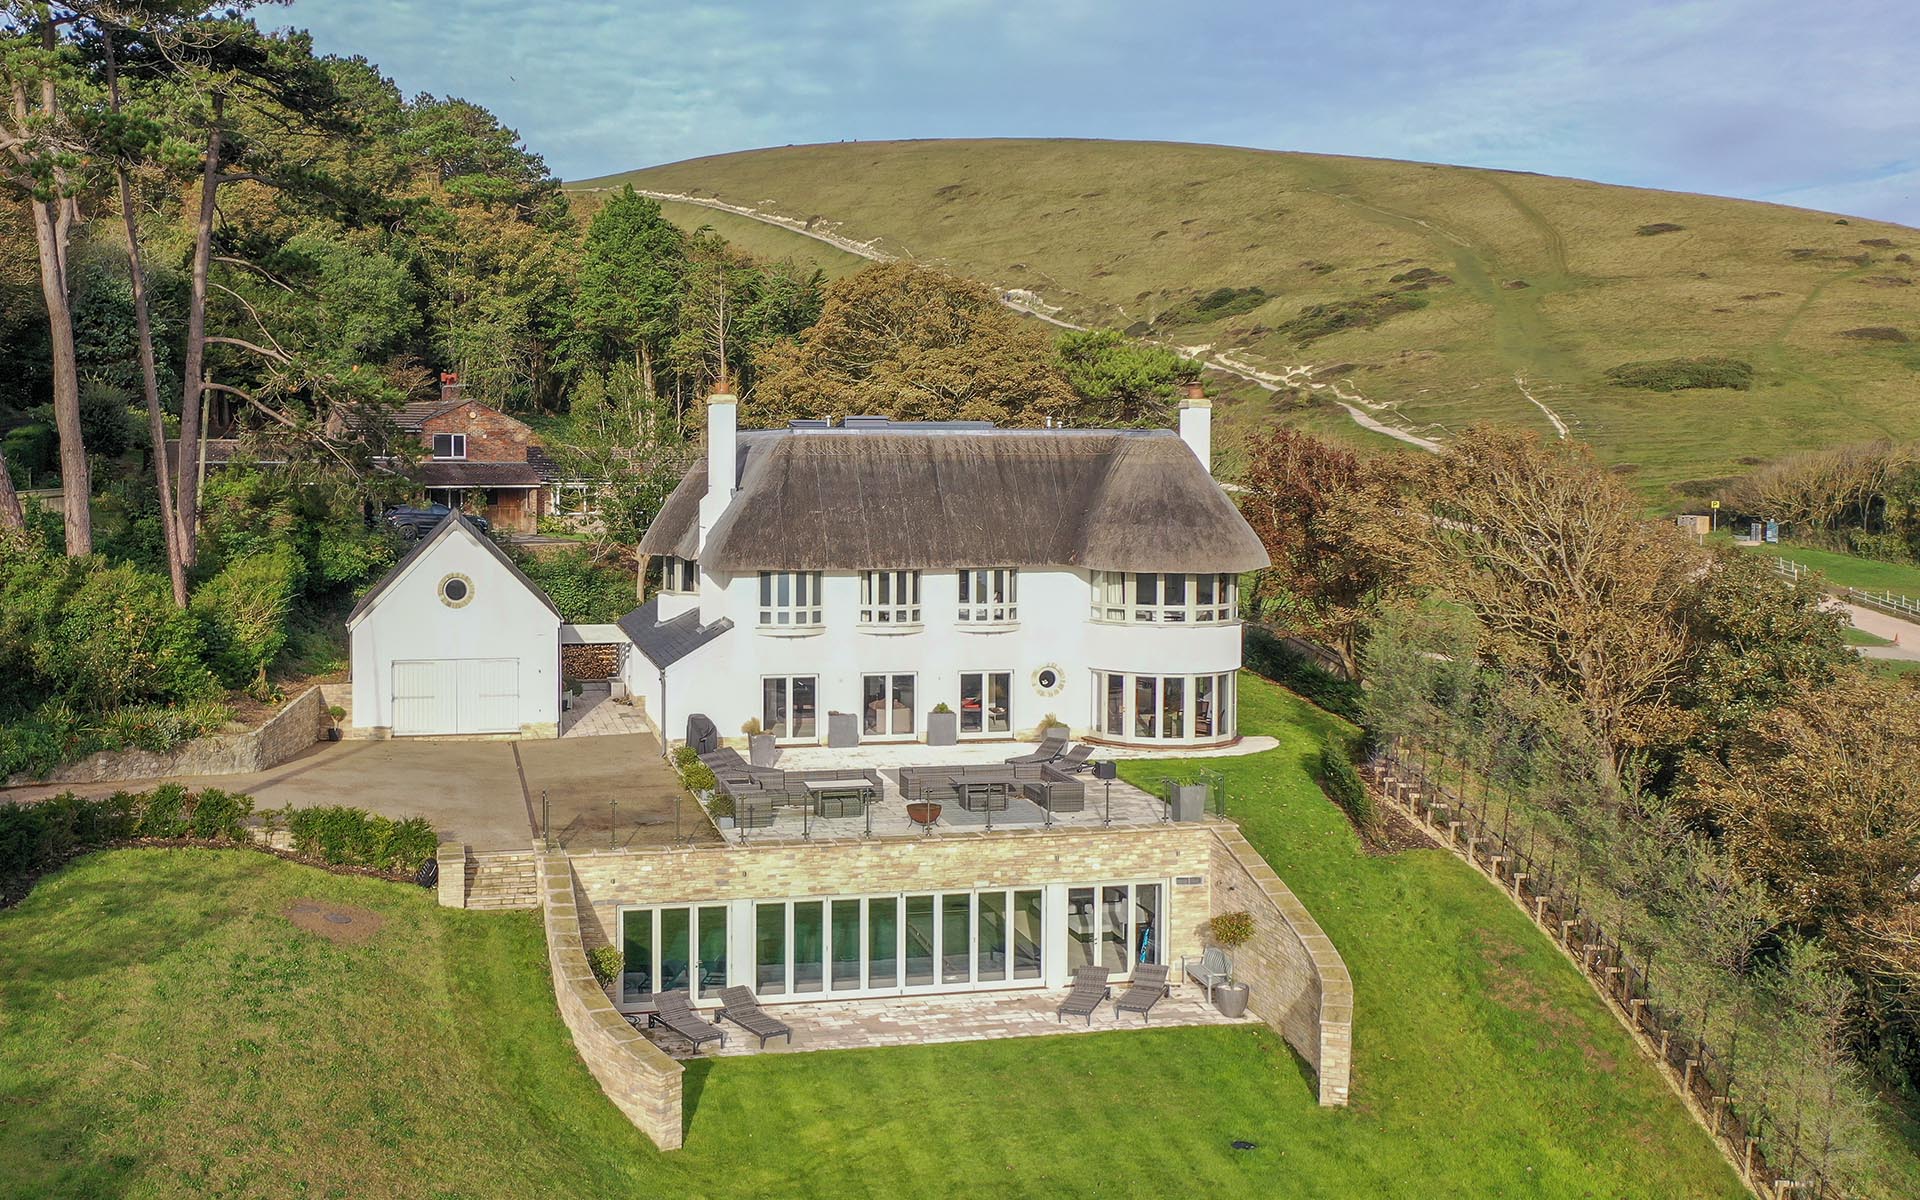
[716,986,794,1049]
[647,988,727,1053]
[1054,744,1094,773]
[1004,734,1067,766]
[1055,964,1113,1025]
[1115,963,1171,1023]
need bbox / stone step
[464,851,539,911]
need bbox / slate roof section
[638,426,1269,574]
[393,397,468,431]
[346,512,561,626]
[617,599,734,669]
[413,460,543,488]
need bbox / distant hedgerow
[1277,291,1427,344]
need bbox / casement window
[1091,670,1237,742]
[859,570,921,625]
[958,671,1012,735]
[757,571,824,628]
[658,556,697,594]
[958,568,1018,624]
[431,433,467,460]
[1088,571,1238,624]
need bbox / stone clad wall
[1209,827,1353,1106]
[536,851,685,1150]
[566,823,1219,964]
[5,686,325,788]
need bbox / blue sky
[282,0,1920,226]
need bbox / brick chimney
[1178,381,1212,474]
[440,371,462,405]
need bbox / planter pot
[1215,981,1251,1018]
[325,727,343,742]
[748,733,778,767]
[827,712,860,749]
[1168,782,1208,822]
[926,711,959,746]
[1041,723,1069,744]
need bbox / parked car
[383,503,489,539]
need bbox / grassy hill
[574,139,1920,496]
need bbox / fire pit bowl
[905,802,942,831]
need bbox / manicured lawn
[0,678,1744,1198]
[1744,539,1920,595]
[1845,624,1895,646]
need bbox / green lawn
[0,678,1743,1198]
[1743,540,1920,595]
[1845,625,1895,646]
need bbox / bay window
[1092,670,1237,742]
[1088,571,1238,623]
[757,571,824,628]
[859,570,921,625]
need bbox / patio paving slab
[630,987,1257,1059]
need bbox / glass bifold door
[621,904,729,1006]
[754,891,1042,998]
[1064,883,1162,976]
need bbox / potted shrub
[1037,712,1069,743]
[927,701,958,746]
[742,717,777,766]
[1209,910,1255,1017]
[586,945,622,998]
[324,705,347,742]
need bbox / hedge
[1243,626,1365,722]
[0,784,253,898]
[282,806,438,873]
[1317,733,1376,832]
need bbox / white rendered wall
[651,567,1244,746]
[349,531,561,736]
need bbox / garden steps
[465,850,539,910]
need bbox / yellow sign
[1710,500,1721,509]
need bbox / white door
[391,658,519,735]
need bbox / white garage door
[392,659,521,735]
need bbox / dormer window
[659,556,697,594]
[859,570,921,626]
[432,433,467,460]
[758,571,824,630]
[958,568,1017,625]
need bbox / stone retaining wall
[1209,827,1353,1106]
[7,686,326,787]
[536,850,685,1150]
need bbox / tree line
[1240,425,1919,1186]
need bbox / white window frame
[958,669,1013,737]
[431,432,467,461]
[861,672,917,739]
[859,570,921,627]
[1089,670,1237,744]
[658,556,697,595]
[757,571,824,630]
[1088,571,1238,624]
[958,567,1018,626]
[551,481,601,516]
[761,674,819,742]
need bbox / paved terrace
[712,737,1278,844]
[629,987,1257,1060]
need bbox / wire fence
[1367,738,1855,1200]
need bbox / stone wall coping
[563,817,1231,863]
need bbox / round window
[438,573,474,608]
[1032,664,1065,696]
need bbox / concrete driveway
[4,732,707,851]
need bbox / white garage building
[347,513,562,738]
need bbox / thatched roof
[638,427,1268,573]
